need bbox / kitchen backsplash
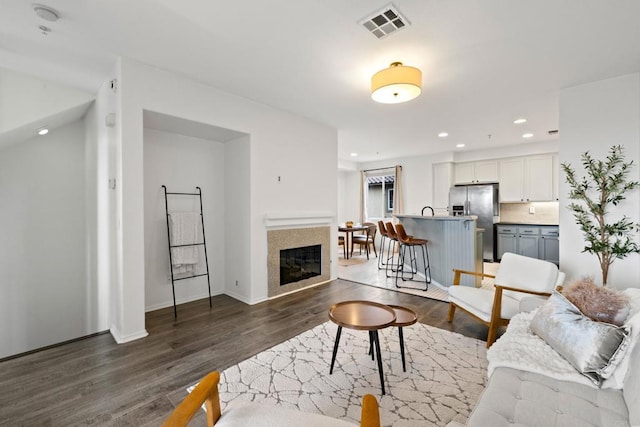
[499,202,559,224]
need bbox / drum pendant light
[371,62,422,104]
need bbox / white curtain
[392,165,404,217]
[359,170,367,224]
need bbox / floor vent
[359,4,410,39]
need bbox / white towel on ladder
[169,212,199,274]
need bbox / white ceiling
[2,0,640,161]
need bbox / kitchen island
[394,214,483,287]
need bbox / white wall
[559,73,640,288]
[453,140,559,163]
[338,169,360,224]
[143,128,226,310]
[224,135,251,301]
[0,120,90,358]
[0,68,94,135]
[112,57,338,338]
[84,80,113,336]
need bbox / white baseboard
[224,289,267,305]
[110,325,149,344]
[144,291,224,312]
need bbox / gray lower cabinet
[497,224,559,266]
[497,231,517,257]
[539,226,559,265]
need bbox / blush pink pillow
[562,277,630,326]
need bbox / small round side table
[387,305,418,372]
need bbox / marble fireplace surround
[265,212,333,298]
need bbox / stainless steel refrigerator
[449,184,499,261]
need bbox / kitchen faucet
[421,206,434,216]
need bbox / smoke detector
[33,4,60,22]
[359,4,410,39]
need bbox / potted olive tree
[561,145,640,286]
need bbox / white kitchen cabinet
[454,162,475,184]
[525,156,554,201]
[499,155,554,202]
[498,158,525,202]
[432,162,453,210]
[454,160,498,184]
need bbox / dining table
[338,224,368,259]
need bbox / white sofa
[448,290,640,427]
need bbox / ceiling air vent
[359,4,410,39]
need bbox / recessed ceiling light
[34,5,60,22]
[350,152,358,157]
[522,133,534,138]
[456,144,465,148]
[514,118,527,124]
[438,132,448,138]
[37,127,49,135]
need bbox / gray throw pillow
[530,291,630,386]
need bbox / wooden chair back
[162,371,221,427]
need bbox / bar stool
[377,220,389,270]
[384,222,402,278]
[394,223,431,291]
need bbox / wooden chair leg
[447,303,456,322]
[486,322,499,348]
[372,241,377,257]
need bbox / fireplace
[280,245,321,286]
[266,224,331,298]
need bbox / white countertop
[394,214,477,221]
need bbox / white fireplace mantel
[263,211,334,229]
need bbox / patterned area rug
[213,322,488,426]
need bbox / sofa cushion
[605,288,640,389]
[466,367,629,427]
[623,336,640,426]
[530,292,630,386]
[216,400,357,426]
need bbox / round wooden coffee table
[328,300,396,395]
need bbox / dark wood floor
[0,280,488,426]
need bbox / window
[365,171,395,220]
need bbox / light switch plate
[529,206,535,214]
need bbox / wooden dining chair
[352,222,377,259]
[338,235,347,258]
